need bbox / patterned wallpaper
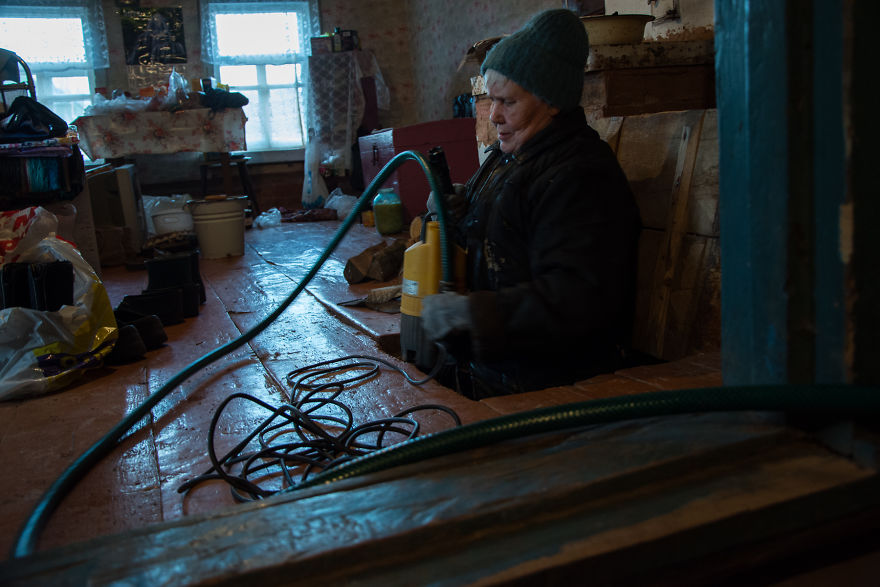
[320,0,559,127]
[319,0,415,130]
[407,0,558,122]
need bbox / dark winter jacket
[456,106,640,393]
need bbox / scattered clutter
[343,239,406,284]
[109,250,205,364]
[0,207,115,400]
[83,69,246,116]
[277,206,337,222]
[178,357,459,500]
[309,28,360,55]
[252,207,281,229]
[338,284,402,313]
[325,187,358,219]
[143,194,192,235]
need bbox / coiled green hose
[12,150,449,558]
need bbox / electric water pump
[399,146,465,372]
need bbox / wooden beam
[2,414,878,585]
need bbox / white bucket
[152,208,194,234]
[187,196,248,259]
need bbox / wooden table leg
[219,152,235,197]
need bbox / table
[73,108,247,160]
[73,107,248,200]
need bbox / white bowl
[581,14,654,45]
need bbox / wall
[95,0,716,133]
[319,0,559,126]
[406,0,558,123]
[318,0,416,130]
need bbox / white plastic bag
[253,208,282,229]
[142,194,191,235]
[302,133,328,209]
[325,188,358,220]
[0,208,116,400]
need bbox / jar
[373,188,403,235]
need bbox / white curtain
[0,0,109,72]
[200,0,321,66]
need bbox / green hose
[291,384,880,492]
[12,150,450,559]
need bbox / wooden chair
[0,49,36,114]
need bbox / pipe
[12,150,451,559]
[291,384,880,492]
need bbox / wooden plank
[644,111,706,358]
[582,65,715,119]
[3,414,876,585]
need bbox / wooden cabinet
[358,119,479,222]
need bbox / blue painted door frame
[714,0,856,384]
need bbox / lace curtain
[200,0,321,66]
[0,0,109,72]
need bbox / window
[202,1,319,152]
[0,1,109,124]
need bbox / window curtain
[200,0,321,66]
[0,0,109,72]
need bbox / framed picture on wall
[121,7,187,65]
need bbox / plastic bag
[83,93,151,116]
[325,188,358,220]
[0,208,116,400]
[253,208,281,229]
[1,207,58,264]
[161,68,190,110]
[301,131,328,209]
[142,194,191,235]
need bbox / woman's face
[486,73,559,154]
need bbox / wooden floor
[0,220,723,561]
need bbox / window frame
[205,1,313,153]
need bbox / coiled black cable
[178,350,460,500]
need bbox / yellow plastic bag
[0,208,116,400]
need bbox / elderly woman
[421,8,641,398]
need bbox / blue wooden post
[715,0,791,384]
[716,1,864,384]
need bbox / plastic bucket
[152,208,194,235]
[186,196,248,259]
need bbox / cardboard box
[310,36,333,54]
[87,164,147,262]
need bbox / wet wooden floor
[0,220,721,558]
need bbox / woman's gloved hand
[421,291,471,340]
[425,183,468,223]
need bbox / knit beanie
[481,9,588,111]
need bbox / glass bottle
[373,187,403,235]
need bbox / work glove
[421,291,471,341]
[425,183,468,224]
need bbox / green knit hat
[481,9,588,110]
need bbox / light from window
[210,6,308,152]
[0,15,94,127]
[214,12,300,59]
[0,17,87,66]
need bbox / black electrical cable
[178,350,461,500]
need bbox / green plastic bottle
[373,187,403,235]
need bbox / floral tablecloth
[72,108,247,160]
